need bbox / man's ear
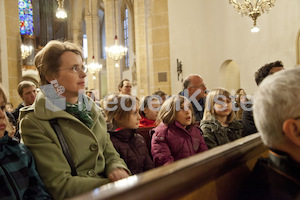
[283,119,300,146]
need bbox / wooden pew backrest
[69,133,268,200]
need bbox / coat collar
[201,115,242,130]
[170,121,198,135]
[19,91,101,125]
[269,149,300,184]
[139,116,156,127]
[108,129,137,142]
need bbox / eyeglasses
[57,65,87,73]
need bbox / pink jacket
[151,122,208,167]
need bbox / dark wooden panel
[69,133,267,200]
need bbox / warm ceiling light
[56,0,67,19]
[21,44,33,59]
[229,0,276,32]
[105,0,128,64]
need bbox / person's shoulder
[200,118,214,126]
[230,118,244,128]
[153,123,168,136]
[4,138,31,159]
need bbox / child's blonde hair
[104,94,139,129]
[203,88,235,123]
[156,95,195,125]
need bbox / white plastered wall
[168,0,300,95]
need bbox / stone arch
[218,60,240,93]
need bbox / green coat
[200,116,243,149]
[19,92,129,200]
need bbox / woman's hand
[108,168,129,182]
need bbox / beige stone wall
[104,0,121,94]
[134,0,171,97]
[5,0,22,107]
[148,0,171,96]
[134,0,148,97]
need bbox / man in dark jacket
[12,81,37,121]
[179,74,207,122]
[239,68,300,199]
[242,61,283,136]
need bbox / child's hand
[108,168,129,182]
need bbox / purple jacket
[151,122,208,167]
[108,129,154,175]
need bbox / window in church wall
[19,0,34,36]
[83,34,88,59]
[123,8,129,69]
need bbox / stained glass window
[19,0,34,35]
[123,8,129,68]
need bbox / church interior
[1,0,300,106]
[1,0,300,199]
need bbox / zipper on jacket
[0,164,21,199]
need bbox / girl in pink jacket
[151,96,208,167]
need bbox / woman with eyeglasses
[19,40,129,199]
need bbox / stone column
[147,0,171,95]
[85,0,101,98]
[73,28,82,46]
[3,0,22,107]
[134,0,171,97]
[104,0,121,94]
[134,0,149,97]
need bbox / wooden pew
[137,126,155,153]
[69,133,268,200]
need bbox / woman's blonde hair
[156,95,195,125]
[203,88,235,123]
[104,94,139,129]
[34,40,83,85]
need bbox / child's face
[0,95,7,137]
[5,104,13,112]
[240,95,247,104]
[214,97,232,117]
[175,102,192,128]
[119,104,141,129]
[144,100,160,121]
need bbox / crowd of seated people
[1,39,293,199]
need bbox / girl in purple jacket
[105,94,154,174]
[151,95,208,167]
